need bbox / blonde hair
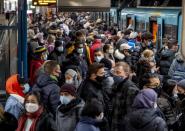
[142,49,154,58]
[47,35,55,43]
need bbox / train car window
[164,25,177,40]
[136,21,145,31]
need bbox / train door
[126,15,135,30]
[149,17,163,50]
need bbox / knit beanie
[60,84,77,96]
[65,69,77,78]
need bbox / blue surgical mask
[60,96,71,105]
[23,83,30,93]
[94,56,103,63]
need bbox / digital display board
[57,0,110,12]
[32,0,56,6]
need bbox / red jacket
[29,59,44,86]
[90,39,102,62]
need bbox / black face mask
[178,94,185,100]
[96,75,105,83]
[153,87,162,96]
[113,75,124,85]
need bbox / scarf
[16,106,44,131]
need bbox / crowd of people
[1,12,185,131]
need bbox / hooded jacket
[124,109,168,131]
[56,98,85,131]
[75,117,108,131]
[159,49,175,76]
[32,73,60,116]
[5,74,25,119]
[168,54,185,81]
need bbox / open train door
[126,15,136,30]
[149,16,163,51]
[157,17,163,50]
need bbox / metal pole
[181,0,185,59]
[17,0,22,77]
[22,0,28,79]
[18,0,27,79]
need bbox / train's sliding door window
[136,20,145,31]
[127,17,132,28]
[164,25,177,41]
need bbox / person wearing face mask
[94,48,104,63]
[119,44,133,66]
[56,84,85,131]
[78,63,106,104]
[111,62,139,131]
[66,40,88,79]
[124,89,168,131]
[48,40,66,66]
[65,68,82,89]
[32,60,61,117]
[75,99,109,131]
[16,91,56,131]
[29,46,47,86]
[103,44,115,62]
[5,75,30,120]
[140,32,154,52]
[90,35,103,62]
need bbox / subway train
[94,7,182,49]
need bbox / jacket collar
[11,94,25,104]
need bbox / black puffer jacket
[78,79,104,105]
[33,73,60,116]
[0,112,18,131]
[124,109,168,131]
[159,49,175,76]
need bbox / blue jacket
[32,73,60,116]
[75,117,100,131]
[5,95,24,119]
[168,55,185,82]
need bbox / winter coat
[32,73,60,116]
[29,59,44,86]
[168,55,185,82]
[111,78,139,131]
[75,117,100,131]
[5,95,24,120]
[90,39,102,62]
[66,51,88,79]
[48,50,66,66]
[124,109,168,131]
[17,110,56,131]
[0,112,18,131]
[78,79,105,105]
[157,94,178,129]
[56,98,84,131]
[159,49,175,76]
